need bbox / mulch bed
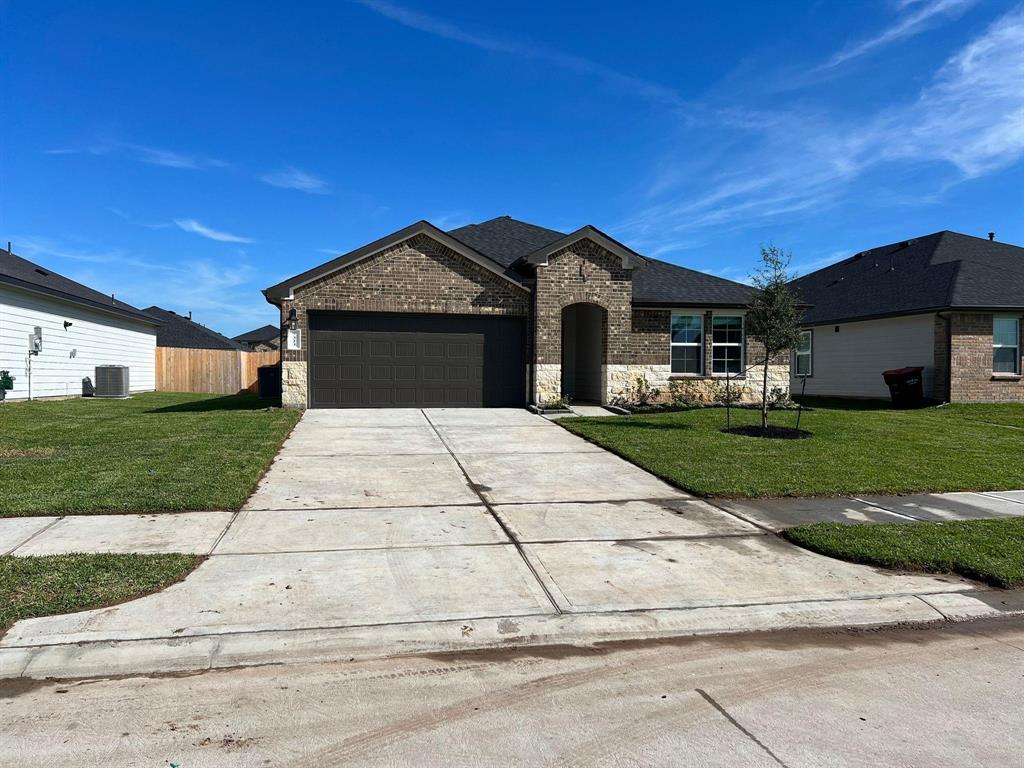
[721,425,813,440]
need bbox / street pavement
[3,615,1022,766]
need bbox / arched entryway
[561,303,606,403]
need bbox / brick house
[789,231,1024,403]
[263,216,788,409]
[232,324,281,353]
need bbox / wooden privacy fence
[156,348,280,395]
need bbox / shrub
[543,393,571,409]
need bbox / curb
[3,589,1022,681]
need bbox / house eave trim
[802,305,1024,327]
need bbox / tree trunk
[761,357,770,429]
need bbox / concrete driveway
[5,407,1004,679]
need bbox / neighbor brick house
[263,217,788,409]
[232,324,280,352]
[790,231,1024,403]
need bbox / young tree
[746,245,803,430]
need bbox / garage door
[308,312,526,408]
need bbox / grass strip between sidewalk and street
[0,553,202,633]
[783,517,1024,588]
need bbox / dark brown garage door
[308,312,526,408]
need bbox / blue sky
[3,0,1023,336]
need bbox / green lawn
[783,518,1024,588]
[0,553,202,632]
[0,392,300,516]
[560,399,1024,498]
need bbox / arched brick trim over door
[557,292,612,311]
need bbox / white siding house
[790,313,937,400]
[0,251,158,401]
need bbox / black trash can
[882,366,925,408]
[257,364,282,400]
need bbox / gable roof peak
[523,224,648,270]
[263,219,527,303]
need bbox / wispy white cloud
[14,236,272,334]
[790,249,853,276]
[353,0,685,108]
[429,212,474,230]
[45,140,227,170]
[260,166,332,194]
[826,0,975,67]
[108,207,172,230]
[13,236,176,272]
[621,6,1024,255]
[174,218,255,243]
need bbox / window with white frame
[670,314,703,374]
[712,315,743,375]
[795,330,812,376]
[993,317,1020,374]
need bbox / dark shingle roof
[0,248,157,324]
[447,216,755,306]
[632,258,758,306]
[791,231,1024,325]
[233,324,279,344]
[448,216,566,267]
[264,215,757,308]
[143,306,242,350]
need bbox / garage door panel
[422,365,444,381]
[394,365,417,380]
[395,341,416,357]
[339,364,363,381]
[311,387,338,406]
[447,342,470,358]
[311,363,338,382]
[312,339,338,357]
[369,341,393,358]
[308,312,525,408]
[339,388,363,405]
[446,365,470,382]
[340,340,363,357]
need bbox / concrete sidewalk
[2,491,1021,556]
[2,407,1023,681]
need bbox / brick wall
[946,311,1024,402]
[531,239,788,403]
[281,233,530,366]
[533,240,636,365]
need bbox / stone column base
[281,360,308,409]
[534,364,561,405]
[606,364,672,403]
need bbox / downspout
[936,311,952,403]
[528,277,537,406]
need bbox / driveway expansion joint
[421,409,564,615]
